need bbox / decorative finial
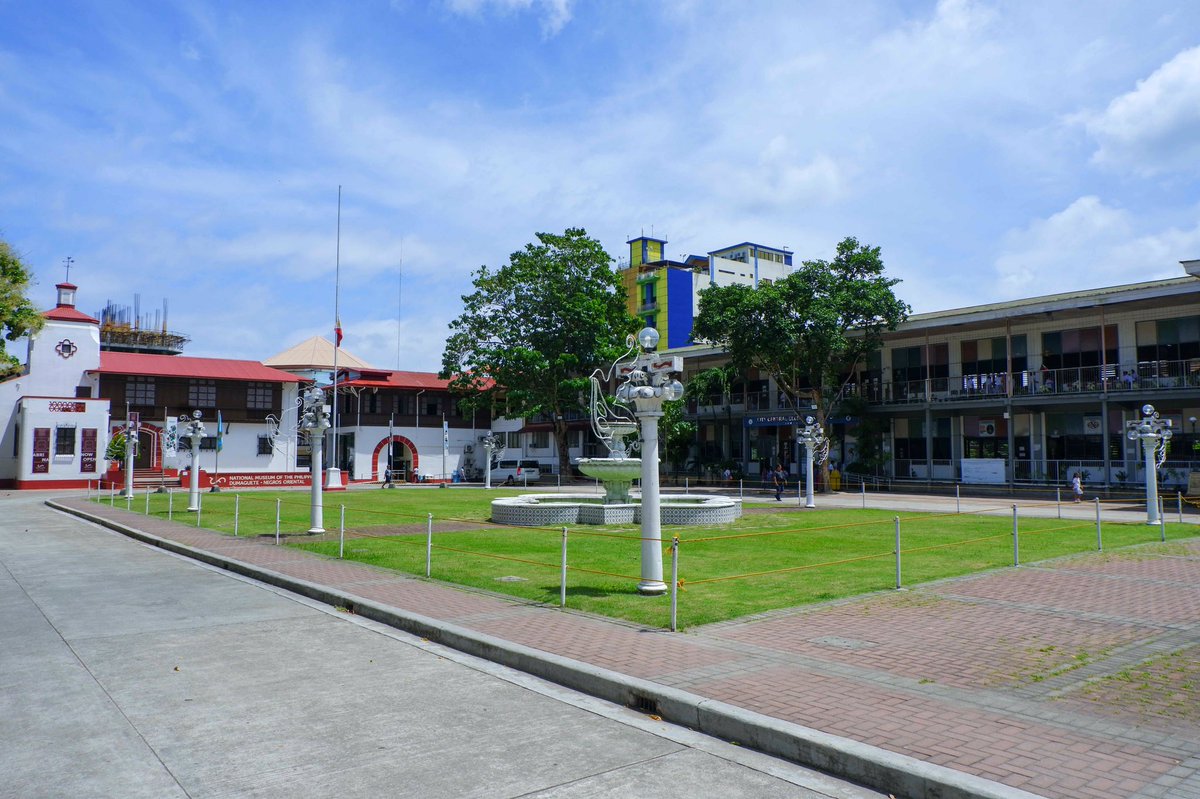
[63,256,74,283]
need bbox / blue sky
[3,0,1199,371]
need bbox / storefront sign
[32,428,50,473]
[744,413,799,428]
[961,458,1006,484]
[81,428,97,473]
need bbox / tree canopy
[0,240,43,377]
[441,228,636,473]
[692,237,909,477]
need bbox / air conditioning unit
[980,421,996,437]
[464,444,474,454]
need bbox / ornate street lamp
[480,432,503,489]
[1126,404,1173,525]
[182,411,206,512]
[616,327,685,595]
[796,415,828,508]
[300,387,332,533]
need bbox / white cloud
[1086,45,1200,175]
[994,196,1200,297]
[442,0,573,37]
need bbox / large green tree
[0,240,43,377]
[692,237,909,485]
[441,228,637,474]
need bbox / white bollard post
[862,480,867,509]
[1056,487,1061,519]
[1095,497,1102,551]
[669,536,679,632]
[168,489,173,520]
[339,505,345,559]
[895,516,902,589]
[110,484,116,507]
[1012,504,1019,566]
[739,478,743,499]
[234,495,239,536]
[1179,491,1184,524]
[1160,498,1167,542]
[145,488,150,515]
[275,499,281,544]
[560,527,568,608]
[426,513,433,577]
[955,483,960,514]
[196,499,202,527]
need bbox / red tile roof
[43,307,100,324]
[94,352,306,383]
[339,370,453,390]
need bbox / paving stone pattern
[62,495,1200,799]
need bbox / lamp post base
[637,580,668,595]
[325,467,344,490]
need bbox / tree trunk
[553,416,572,481]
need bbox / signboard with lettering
[744,413,800,428]
[961,458,1006,484]
[81,428,97,473]
[209,472,312,489]
[32,428,50,473]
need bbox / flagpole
[327,186,344,489]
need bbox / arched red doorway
[372,435,418,481]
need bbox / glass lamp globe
[1142,404,1155,416]
[636,327,660,351]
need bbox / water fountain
[491,329,741,548]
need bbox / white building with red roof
[0,282,307,490]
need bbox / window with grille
[257,435,273,455]
[247,382,273,409]
[127,376,155,405]
[55,426,76,455]
[188,379,216,407]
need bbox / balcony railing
[845,358,1200,405]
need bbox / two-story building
[675,268,1200,489]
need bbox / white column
[123,430,135,498]
[804,443,815,508]
[187,435,202,512]
[1142,433,1160,526]
[309,432,325,533]
[637,410,666,595]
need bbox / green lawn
[97,487,1196,629]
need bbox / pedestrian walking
[773,464,787,501]
[1071,472,1083,503]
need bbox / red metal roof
[43,307,100,324]
[339,370,453,390]
[338,370,496,391]
[94,352,306,383]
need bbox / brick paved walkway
[55,494,1200,799]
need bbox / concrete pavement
[26,488,1200,798]
[1,492,884,799]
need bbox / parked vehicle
[491,459,542,484]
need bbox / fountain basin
[576,457,641,503]
[491,492,742,527]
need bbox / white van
[491,459,542,484]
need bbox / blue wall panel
[667,270,693,349]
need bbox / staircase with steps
[101,468,181,491]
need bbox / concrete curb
[50,499,1046,799]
